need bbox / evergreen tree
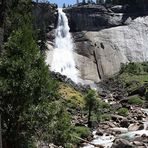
[0,0,61,147]
[106,0,112,4]
[85,90,97,127]
[82,0,86,4]
[99,0,105,4]
[63,3,66,8]
[96,0,99,4]
[87,0,91,3]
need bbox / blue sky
[47,0,76,7]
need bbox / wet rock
[50,72,90,93]
[111,114,126,121]
[101,124,110,130]
[110,5,129,13]
[133,141,144,146]
[111,138,134,148]
[109,127,128,134]
[107,121,116,128]
[120,119,130,128]
[128,123,144,131]
[96,129,104,136]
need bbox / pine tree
[106,0,112,4]
[85,90,97,127]
[63,3,66,8]
[82,0,86,4]
[88,0,91,3]
[0,0,58,147]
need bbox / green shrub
[120,62,148,75]
[71,126,91,145]
[73,126,91,139]
[101,114,111,121]
[100,101,110,109]
[128,97,144,105]
[118,108,129,117]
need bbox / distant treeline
[75,0,148,6]
[62,0,148,8]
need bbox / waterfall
[50,8,78,83]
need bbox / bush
[22,101,73,147]
[101,114,111,122]
[120,62,148,75]
[118,108,129,117]
[73,126,91,139]
[128,97,144,106]
[100,101,110,109]
[71,126,91,145]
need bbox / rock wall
[45,4,148,85]
[73,16,148,82]
[64,5,148,85]
[65,5,148,31]
[32,2,58,32]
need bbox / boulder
[96,129,104,136]
[128,123,144,131]
[111,138,134,148]
[110,5,128,13]
[133,141,144,146]
[120,119,130,128]
[109,127,128,134]
[111,114,127,121]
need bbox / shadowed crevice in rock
[93,49,102,80]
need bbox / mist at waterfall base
[47,8,78,83]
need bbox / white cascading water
[51,8,78,82]
[82,109,148,148]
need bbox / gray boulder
[111,138,134,148]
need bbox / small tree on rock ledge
[85,90,97,127]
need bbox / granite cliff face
[45,4,148,85]
[33,2,57,32]
[64,5,148,85]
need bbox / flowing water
[120,109,148,140]
[120,122,148,140]
[50,8,78,82]
[82,132,114,148]
[83,109,148,148]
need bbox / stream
[82,109,148,148]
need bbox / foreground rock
[111,138,134,148]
